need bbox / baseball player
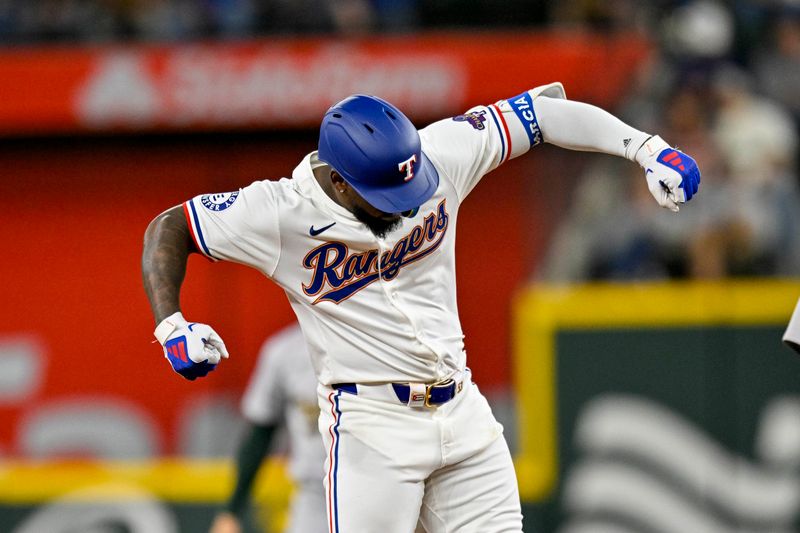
[142,82,700,532]
[210,323,327,533]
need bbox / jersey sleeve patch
[200,191,239,211]
[451,110,487,130]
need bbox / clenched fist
[154,312,229,380]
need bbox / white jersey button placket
[376,236,439,362]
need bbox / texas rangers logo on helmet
[201,192,239,211]
[398,154,417,182]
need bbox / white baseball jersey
[183,82,566,386]
[240,323,325,484]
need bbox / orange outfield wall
[0,134,544,455]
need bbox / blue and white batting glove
[635,135,701,212]
[154,312,229,380]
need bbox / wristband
[633,135,669,167]
[154,312,186,345]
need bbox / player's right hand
[637,135,701,212]
[154,312,229,381]
[209,512,242,533]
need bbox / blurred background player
[210,323,326,533]
[209,324,424,533]
[784,297,800,356]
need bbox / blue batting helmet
[317,95,439,214]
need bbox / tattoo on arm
[141,206,198,324]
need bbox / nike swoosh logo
[310,222,336,236]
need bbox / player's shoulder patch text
[201,192,239,211]
[452,110,487,130]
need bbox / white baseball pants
[317,379,523,533]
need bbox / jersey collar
[293,151,360,223]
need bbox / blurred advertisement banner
[514,280,800,531]
[0,32,649,135]
[0,459,291,532]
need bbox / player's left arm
[419,83,568,201]
[533,94,701,212]
[422,82,698,210]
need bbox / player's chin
[369,216,403,239]
[378,212,402,223]
[353,205,402,238]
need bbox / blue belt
[333,379,460,407]
[393,380,458,405]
